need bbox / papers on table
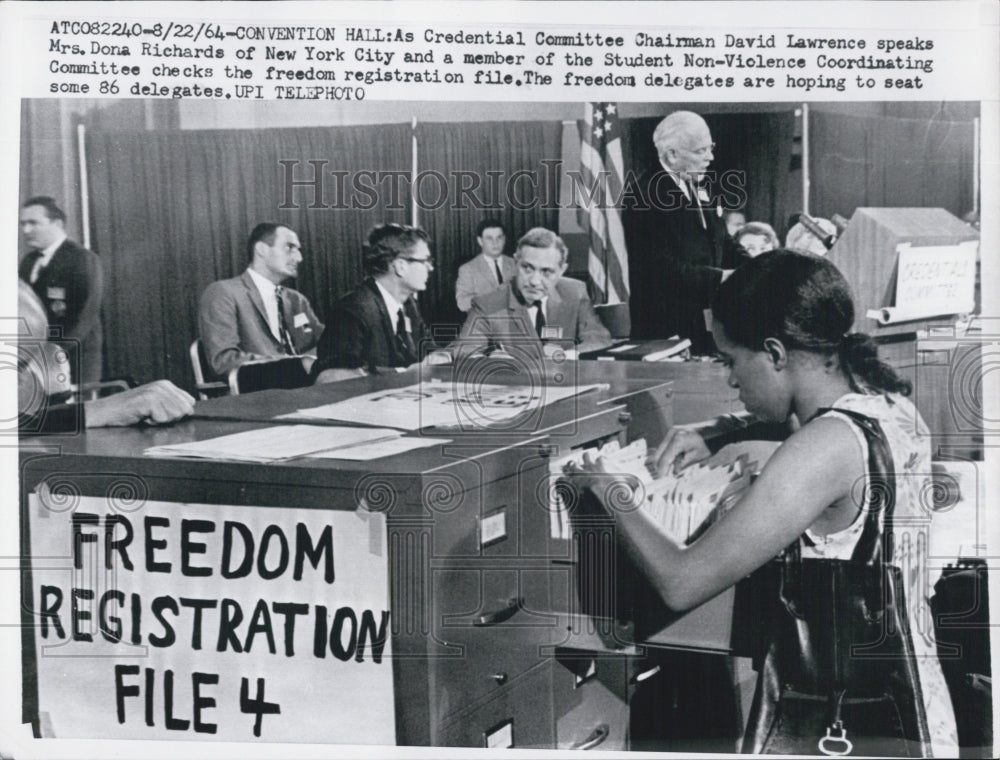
[307,436,452,460]
[144,425,401,462]
[283,381,608,430]
[579,336,691,362]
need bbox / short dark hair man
[455,218,516,312]
[198,222,323,376]
[19,196,104,385]
[312,223,435,381]
[625,111,740,350]
[452,227,613,359]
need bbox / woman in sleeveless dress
[570,250,958,756]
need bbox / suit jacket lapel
[478,253,502,286]
[401,298,422,360]
[365,279,402,361]
[506,284,537,339]
[240,270,276,339]
[502,255,517,283]
[546,283,565,337]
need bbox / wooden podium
[826,207,979,337]
[827,208,982,457]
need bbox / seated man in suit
[451,227,613,360]
[199,222,323,377]
[312,223,435,382]
[455,218,517,312]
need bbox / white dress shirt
[27,233,67,284]
[375,281,407,332]
[246,267,284,342]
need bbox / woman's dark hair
[711,250,911,395]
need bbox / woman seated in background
[569,250,957,756]
[734,221,779,258]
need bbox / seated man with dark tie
[198,222,323,377]
[451,227,613,360]
[312,223,435,382]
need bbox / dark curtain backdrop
[87,124,411,388]
[416,121,563,332]
[622,111,797,239]
[809,111,976,221]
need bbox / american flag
[577,102,629,306]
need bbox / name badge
[47,287,66,300]
[293,312,309,328]
[541,326,563,340]
[403,316,412,333]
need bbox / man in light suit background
[199,222,323,377]
[19,196,104,385]
[455,218,517,312]
[452,227,613,360]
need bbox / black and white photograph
[3,2,996,759]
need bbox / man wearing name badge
[625,111,740,351]
[19,196,104,386]
[451,227,613,360]
[198,222,323,377]
[455,218,517,312]
[312,223,435,382]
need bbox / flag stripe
[577,102,629,306]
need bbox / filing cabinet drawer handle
[617,411,632,426]
[571,723,610,750]
[490,672,508,686]
[474,596,523,627]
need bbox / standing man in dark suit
[626,112,740,351]
[455,219,517,312]
[199,222,323,376]
[312,223,435,382]
[451,227,613,360]
[19,196,104,385]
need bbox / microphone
[793,213,837,250]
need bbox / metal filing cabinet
[20,366,692,749]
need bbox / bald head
[653,111,715,180]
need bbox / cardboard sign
[26,495,395,743]
[893,241,978,319]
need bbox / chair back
[189,340,228,399]
[228,357,312,395]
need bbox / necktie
[534,302,546,338]
[275,286,295,354]
[494,259,504,285]
[21,250,44,284]
[689,178,707,230]
[396,306,416,357]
